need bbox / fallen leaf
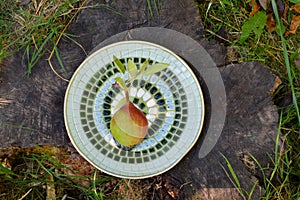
[164,182,180,199]
[270,76,282,96]
[286,15,300,35]
[249,0,260,16]
[291,4,300,14]
[266,13,276,32]
[259,0,269,10]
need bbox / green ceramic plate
[64,41,205,179]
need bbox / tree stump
[0,0,278,199]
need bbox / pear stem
[125,90,129,103]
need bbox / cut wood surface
[0,0,278,199]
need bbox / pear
[110,101,148,148]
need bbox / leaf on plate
[128,59,138,79]
[240,11,267,44]
[142,63,170,76]
[259,0,269,10]
[114,77,127,91]
[113,55,126,74]
[266,13,276,32]
[291,4,300,14]
[139,58,149,74]
[285,15,300,35]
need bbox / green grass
[196,0,300,199]
[0,0,86,75]
[0,0,299,199]
[0,146,121,199]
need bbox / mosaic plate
[64,41,205,179]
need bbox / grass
[0,0,299,199]
[0,146,131,199]
[196,0,300,199]
[0,0,87,75]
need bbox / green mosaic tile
[114,155,120,162]
[82,91,89,97]
[89,122,95,128]
[81,119,87,125]
[107,153,114,159]
[157,151,163,157]
[91,139,97,145]
[83,126,89,132]
[87,115,93,121]
[143,157,150,162]
[127,151,134,157]
[87,108,93,113]
[95,134,101,141]
[86,132,92,139]
[95,144,101,150]
[80,105,86,110]
[101,148,108,155]
[113,148,119,154]
[134,152,141,157]
[163,146,169,152]
[150,154,157,160]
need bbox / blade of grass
[153,0,159,15]
[92,170,104,200]
[248,180,258,200]
[271,0,300,126]
[220,153,241,188]
[31,31,54,63]
[47,0,88,82]
[27,31,54,74]
[220,153,247,199]
[0,121,35,131]
[0,163,16,176]
[54,43,66,73]
[147,0,153,17]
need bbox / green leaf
[142,63,169,76]
[128,59,138,79]
[113,56,125,73]
[114,77,127,91]
[240,11,267,44]
[139,58,149,74]
[289,0,300,5]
